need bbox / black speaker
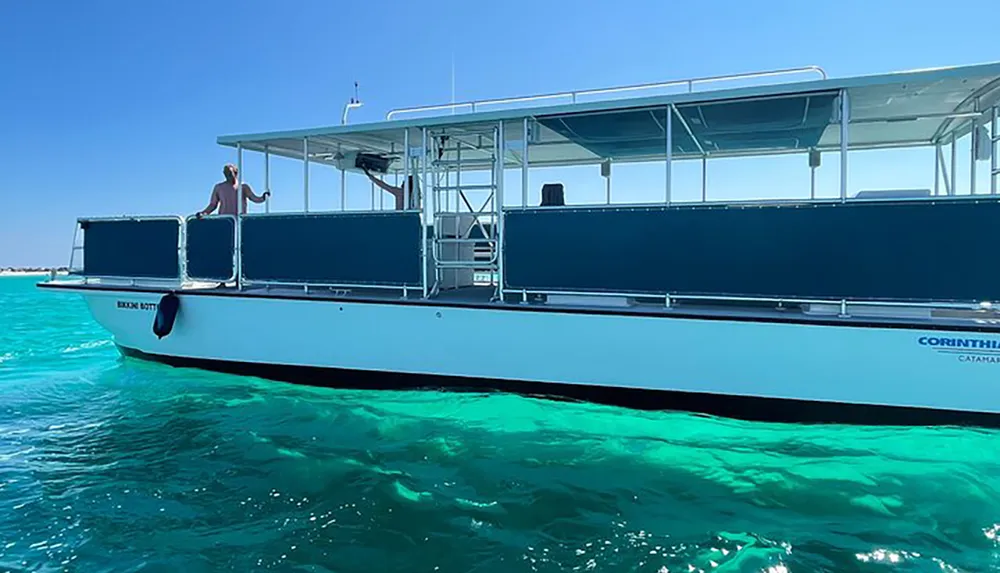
[355,153,390,174]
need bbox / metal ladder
[428,125,501,295]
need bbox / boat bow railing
[386,66,828,120]
[68,212,427,294]
[70,215,187,285]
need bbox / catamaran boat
[39,62,1000,426]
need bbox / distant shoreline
[0,270,69,277]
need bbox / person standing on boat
[196,163,269,217]
[362,168,418,210]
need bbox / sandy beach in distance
[0,270,69,277]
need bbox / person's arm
[197,188,219,217]
[364,169,400,194]
[242,183,270,204]
[364,169,403,209]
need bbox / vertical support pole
[809,147,817,200]
[701,155,707,202]
[403,129,410,210]
[839,89,849,202]
[971,102,979,196]
[522,117,529,207]
[606,170,611,205]
[421,127,429,298]
[371,180,375,210]
[421,127,428,212]
[339,143,346,211]
[993,105,998,196]
[951,132,957,196]
[264,145,271,214]
[303,138,310,212]
[237,143,244,212]
[665,105,673,205]
[389,142,396,209]
[810,156,816,200]
[235,143,244,289]
[496,120,505,298]
[971,133,978,195]
[341,173,347,211]
[934,141,941,196]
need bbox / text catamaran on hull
[40,62,1000,426]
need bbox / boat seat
[541,183,565,206]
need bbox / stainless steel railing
[386,66,828,120]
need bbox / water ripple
[1,276,1000,571]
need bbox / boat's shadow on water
[2,356,999,571]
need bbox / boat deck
[44,279,1000,332]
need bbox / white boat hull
[74,287,1000,425]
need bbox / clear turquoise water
[1,276,999,572]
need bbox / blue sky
[1,0,996,267]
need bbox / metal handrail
[497,193,1000,214]
[77,215,186,224]
[242,279,418,300]
[239,209,422,219]
[386,66,828,120]
[501,288,993,311]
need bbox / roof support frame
[386,66,828,120]
[230,135,942,172]
[669,105,706,156]
[309,134,399,157]
[218,62,1000,153]
[931,76,1000,145]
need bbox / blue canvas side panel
[186,216,235,281]
[241,212,422,286]
[503,199,1000,302]
[82,219,180,279]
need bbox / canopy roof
[218,61,1000,170]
